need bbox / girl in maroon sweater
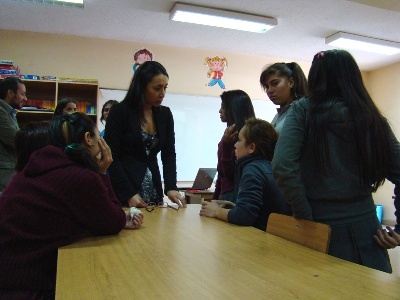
[213,90,255,202]
[0,113,143,299]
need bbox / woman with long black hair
[272,50,400,273]
[212,90,255,202]
[259,62,308,133]
[105,61,184,207]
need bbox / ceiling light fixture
[12,0,84,8]
[325,32,400,55]
[169,3,277,33]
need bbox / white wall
[99,89,277,181]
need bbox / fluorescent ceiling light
[12,0,84,8]
[170,3,277,33]
[325,32,400,55]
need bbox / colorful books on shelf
[20,107,53,112]
[85,103,96,114]
[0,60,13,65]
[0,68,18,75]
[42,75,57,81]
[22,99,95,114]
[76,102,96,114]
[0,59,21,78]
[56,77,98,84]
[25,99,54,111]
[20,74,41,80]
[0,62,97,84]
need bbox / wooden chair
[266,213,331,253]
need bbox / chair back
[266,213,331,253]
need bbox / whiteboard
[99,89,277,181]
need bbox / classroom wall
[1,29,398,224]
[368,61,400,225]
[0,29,310,100]
[99,89,276,181]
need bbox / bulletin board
[99,88,277,181]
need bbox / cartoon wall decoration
[204,56,228,89]
[132,48,153,74]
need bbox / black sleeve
[104,104,138,205]
[160,107,178,194]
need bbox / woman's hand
[222,124,238,143]
[199,201,220,218]
[124,211,144,229]
[374,226,400,249]
[96,138,113,174]
[211,200,235,209]
[127,194,147,208]
[167,190,186,207]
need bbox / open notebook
[178,168,217,190]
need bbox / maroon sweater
[213,137,236,199]
[0,145,126,293]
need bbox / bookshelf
[1,79,99,128]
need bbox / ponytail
[260,62,308,99]
[50,112,99,172]
[286,62,308,99]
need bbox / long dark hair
[15,121,50,171]
[122,61,168,123]
[100,99,119,124]
[54,98,77,116]
[260,62,308,100]
[242,118,278,161]
[307,49,390,191]
[50,112,99,172]
[221,89,255,131]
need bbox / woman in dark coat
[105,61,185,207]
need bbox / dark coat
[227,154,292,231]
[0,99,19,190]
[104,101,178,206]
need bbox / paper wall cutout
[204,56,228,89]
[133,48,154,74]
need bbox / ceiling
[1,0,400,71]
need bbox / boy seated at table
[200,118,291,231]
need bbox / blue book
[20,74,41,80]
[0,69,18,75]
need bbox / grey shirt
[270,104,292,134]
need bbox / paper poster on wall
[204,56,228,89]
[132,48,153,74]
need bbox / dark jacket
[0,99,19,190]
[227,154,292,231]
[272,97,400,233]
[104,101,178,206]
